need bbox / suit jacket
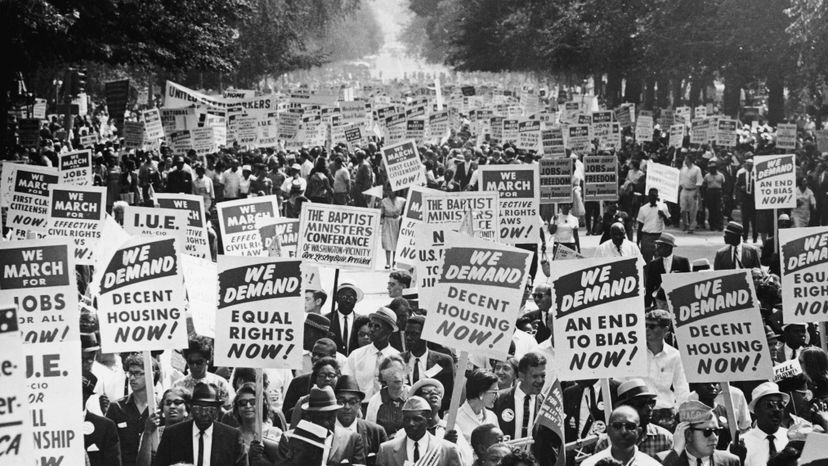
[644,255,691,307]
[492,387,544,439]
[713,244,761,270]
[735,170,755,207]
[562,380,620,441]
[401,349,455,411]
[282,373,312,421]
[376,432,462,466]
[356,419,388,464]
[153,420,246,466]
[326,310,361,356]
[658,449,740,466]
[85,411,122,466]
[522,308,552,343]
[275,426,366,465]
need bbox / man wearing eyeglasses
[174,336,235,410]
[659,401,740,466]
[106,353,158,466]
[643,309,689,428]
[740,382,790,466]
[593,379,673,457]
[581,406,662,466]
[334,375,387,465]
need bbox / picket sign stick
[601,378,613,423]
[255,369,264,442]
[773,209,778,255]
[330,268,340,314]
[445,351,469,432]
[721,382,738,444]
[142,351,159,446]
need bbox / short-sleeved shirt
[636,202,670,233]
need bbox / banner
[58,149,93,186]
[165,80,226,109]
[776,123,797,150]
[753,154,796,210]
[422,231,532,358]
[539,158,573,204]
[155,194,211,259]
[7,165,59,233]
[422,191,499,241]
[105,79,130,121]
[217,196,280,256]
[97,237,189,352]
[715,118,738,147]
[583,155,618,201]
[645,162,680,204]
[297,204,381,270]
[779,227,828,323]
[0,305,32,466]
[478,165,540,244]
[47,185,105,266]
[381,140,423,191]
[550,256,646,380]
[181,254,217,338]
[215,256,304,368]
[123,205,188,253]
[536,378,566,466]
[662,270,772,382]
[554,244,585,260]
[395,186,440,269]
[257,217,300,258]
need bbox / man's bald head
[609,405,640,424]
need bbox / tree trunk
[606,70,622,107]
[644,78,656,110]
[656,77,670,109]
[723,69,743,119]
[689,78,704,108]
[623,75,642,104]
[766,73,785,126]
[672,78,684,107]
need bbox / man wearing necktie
[735,157,757,242]
[739,382,790,466]
[658,401,740,466]
[376,396,463,466]
[492,352,546,440]
[713,222,760,270]
[772,323,810,364]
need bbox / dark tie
[197,430,205,466]
[342,314,349,352]
[733,246,742,268]
[413,358,420,384]
[767,434,776,456]
[414,439,420,462]
[522,395,531,438]
[791,348,798,360]
[697,458,703,466]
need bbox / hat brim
[654,240,675,247]
[369,313,399,332]
[337,285,364,302]
[301,402,342,412]
[334,389,365,400]
[748,391,790,413]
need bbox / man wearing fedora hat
[658,401,740,466]
[594,378,673,457]
[741,382,790,466]
[772,322,810,364]
[377,396,463,466]
[326,283,366,356]
[644,232,690,308]
[714,222,760,270]
[154,382,246,466]
[335,375,388,464]
[344,306,401,400]
[276,385,366,465]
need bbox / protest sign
[554,244,585,260]
[155,193,211,259]
[776,123,797,150]
[565,124,591,153]
[422,231,532,359]
[123,205,188,252]
[668,124,685,148]
[181,254,217,338]
[165,80,226,109]
[143,108,164,141]
[79,133,98,148]
[7,165,59,233]
[123,121,145,149]
[635,115,653,142]
[800,433,828,464]
[57,149,93,186]
[645,162,680,204]
[541,127,566,158]
[536,379,566,466]
[413,222,450,312]
[381,140,423,191]
[478,165,540,244]
[518,119,541,151]
[215,256,304,368]
[616,104,634,128]
[217,196,280,256]
[105,79,130,121]
[97,236,188,352]
[779,226,828,323]
[583,155,618,201]
[18,119,40,148]
[297,204,381,270]
[422,191,499,241]
[662,270,772,382]
[690,118,710,146]
[539,158,573,204]
[395,186,440,269]
[0,305,32,466]
[47,185,105,266]
[257,217,301,258]
[753,154,796,210]
[550,256,646,380]
[503,119,519,143]
[715,118,738,147]
[772,359,802,383]
[405,119,425,143]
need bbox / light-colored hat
[411,378,444,397]
[749,382,790,413]
[336,283,364,302]
[369,307,399,332]
[402,396,432,412]
[678,400,715,424]
[655,232,677,248]
[242,164,252,172]
[617,379,656,404]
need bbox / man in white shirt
[594,222,642,259]
[492,352,546,441]
[636,188,671,263]
[376,396,463,466]
[219,159,242,200]
[344,307,401,400]
[581,406,661,466]
[679,154,703,233]
[643,310,689,418]
[741,382,790,466]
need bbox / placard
[123,121,145,149]
[421,191,499,241]
[635,115,653,142]
[539,158,573,204]
[550,256,646,380]
[7,165,59,233]
[217,196,280,256]
[690,118,710,146]
[181,255,217,338]
[123,205,188,253]
[155,194,211,259]
[105,79,130,121]
[565,124,591,153]
[779,227,828,323]
[518,119,542,151]
[583,155,618,201]
[753,154,796,210]
[715,118,738,148]
[395,186,440,269]
[143,108,165,141]
[776,123,797,150]
[478,165,540,244]
[0,305,33,466]
[413,223,450,313]
[47,185,106,266]
[257,217,300,258]
[668,124,685,148]
[422,232,532,358]
[57,149,93,186]
[297,204,381,270]
[381,140,423,191]
[662,270,772,382]
[645,162,680,204]
[215,256,304,368]
[541,127,566,158]
[97,237,188,352]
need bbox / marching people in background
[636,188,671,263]
[644,233,690,308]
[714,221,761,270]
[380,186,406,269]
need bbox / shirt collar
[685,450,710,464]
[193,422,214,436]
[336,419,358,433]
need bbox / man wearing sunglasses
[741,382,790,466]
[581,406,662,466]
[659,401,740,466]
[594,379,673,458]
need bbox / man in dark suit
[283,337,338,421]
[376,397,462,466]
[735,156,757,241]
[814,158,828,225]
[492,352,546,440]
[644,233,691,308]
[402,315,455,411]
[563,379,620,442]
[335,376,387,465]
[713,221,761,270]
[326,283,364,356]
[83,372,122,466]
[154,382,246,466]
[658,401,740,466]
[773,322,811,364]
[522,284,552,343]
